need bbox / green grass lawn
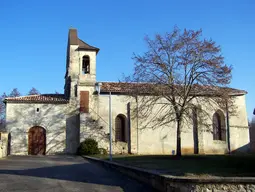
[91,154,255,177]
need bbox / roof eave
[229,91,247,96]
[99,90,247,97]
[4,100,68,104]
[77,47,100,54]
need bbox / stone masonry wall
[167,182,255,192]
[88,93,249,155]
[6,103,66,155]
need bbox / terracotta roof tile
[100,82,149,93]
[5,94,68,104]
[100,82,247,96]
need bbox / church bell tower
[64,28,100,103]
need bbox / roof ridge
[5,94,68,104]
[6,93,64,99]
[99,82,247,95]
[6,95,38,99]
[100,81,160,84]
[101,82,248,89]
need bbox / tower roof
[68,28,99,53]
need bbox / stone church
[4,29,250,155]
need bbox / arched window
[213,110,226,141]
[115,114,126,142]
[82,56,90,74]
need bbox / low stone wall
[165,178,255,192]
[83,156,255,192]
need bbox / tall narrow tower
[64,28,99,104]
[65,29,100,154]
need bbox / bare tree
[126,27,233,156]
[0,89,21,130]
[0,93,7,129]
[9,88,21,97]
[28,87,40,95]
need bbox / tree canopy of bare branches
[9,88,21,97]
[28,87,40,95]
[126,27,233,156]
[0,89,21,130]
[0,93,7,128]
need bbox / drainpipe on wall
[95,82,101,121]
[136,95,139,154]
[95,82,112,160]
[109,91,112,161]
[226,101,231,154]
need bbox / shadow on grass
[97,154,255,177]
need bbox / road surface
[0,155,156,192]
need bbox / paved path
[0,155,156,192]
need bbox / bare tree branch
[124,27,234,156]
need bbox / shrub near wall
[77,138,100,155]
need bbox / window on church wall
[115,114,126,142]
[82,56,90,74]
[74,85,77,97]
[65,77,71,99]
[192,107,199,153]
[213,110,226,141]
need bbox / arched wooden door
[28,126,46,155]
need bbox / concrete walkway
[0,155,156,192]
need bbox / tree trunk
[176,119,182,156]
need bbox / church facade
[4,29,250,155]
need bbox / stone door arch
[28,126,46,155]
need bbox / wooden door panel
[28,126,46,155]
[80,91,89,113]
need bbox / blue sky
[1,0,254,119]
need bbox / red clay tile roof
[4,94,68,104]
[100,82,247,96]
[100,82,149,94]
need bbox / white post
[136,95,139,154]
[109,92,112,161]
